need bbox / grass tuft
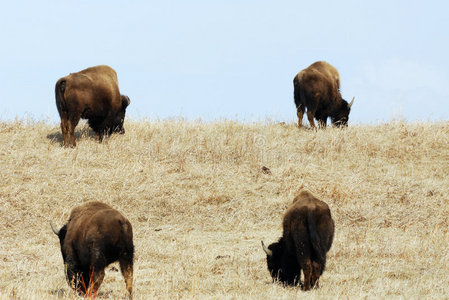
[0,119,448,298]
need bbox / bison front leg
[90,269,105,296]
[119,257,133,299]
[94,114,112,143]
[96,131,104,143]
[64,260,84,295]
[317,119,327,129]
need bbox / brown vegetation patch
[0,120,448,298]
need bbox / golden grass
[0,119,448,299]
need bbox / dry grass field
[0,119,448,299]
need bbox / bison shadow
[276,122,316,131]
[264,280,304,289]
[47,125,97,145]
[49,288,110,298]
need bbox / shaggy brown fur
[293,61,353,128]
[262,191,334,290]
[51,201,134,298]
[55,65,130,147]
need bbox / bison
[55,65,130,147]
[293,61,354,128]
[50,201,134,298]
[261,190,334,290]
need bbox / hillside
[0,120,448,299]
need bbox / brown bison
[50,202,134,298]
[294,61,354,128]
[55,65,130,147]
[261,190,334,290]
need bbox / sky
[1,1,448,124]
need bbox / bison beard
[262,191,334,290]
[51,202,134,298]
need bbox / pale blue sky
[1,1,448,124]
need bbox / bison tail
[55,78,67,113]
[307,209,326,272]
[293,78,306,108]
[293,76,299,104]
[120,220,134,260]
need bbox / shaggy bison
[55,65,130,147]
[262,191,334,290]
[50,202,134,298]
[293,61,354,128]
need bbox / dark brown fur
[293,61,353,128]
[55,65,130,147]
[51,202,134,298]
[262,191,334,290]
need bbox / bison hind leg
[299,259,313,291]
[306,111,316,129]
[311,261,321,288]
[60,118,69,147]
[296,105,305,128]
[119,256,133,299]
[68,113,81,147]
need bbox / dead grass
[0,119,448,299]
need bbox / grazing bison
[55,65,130,147]
[293,61,354,128]
[261,190,334,290]
[50,202,134,298]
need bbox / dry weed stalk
[0,119,448,299]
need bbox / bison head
[331,97,354,127]
[50,222,67,254]
[50,222,85,293]
[261,239,301,286]
[109,95,131,134]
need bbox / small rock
[261,166,271,174]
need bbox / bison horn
[261,241,272,257]
[349,97,355,108]
[50,221,59,235]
